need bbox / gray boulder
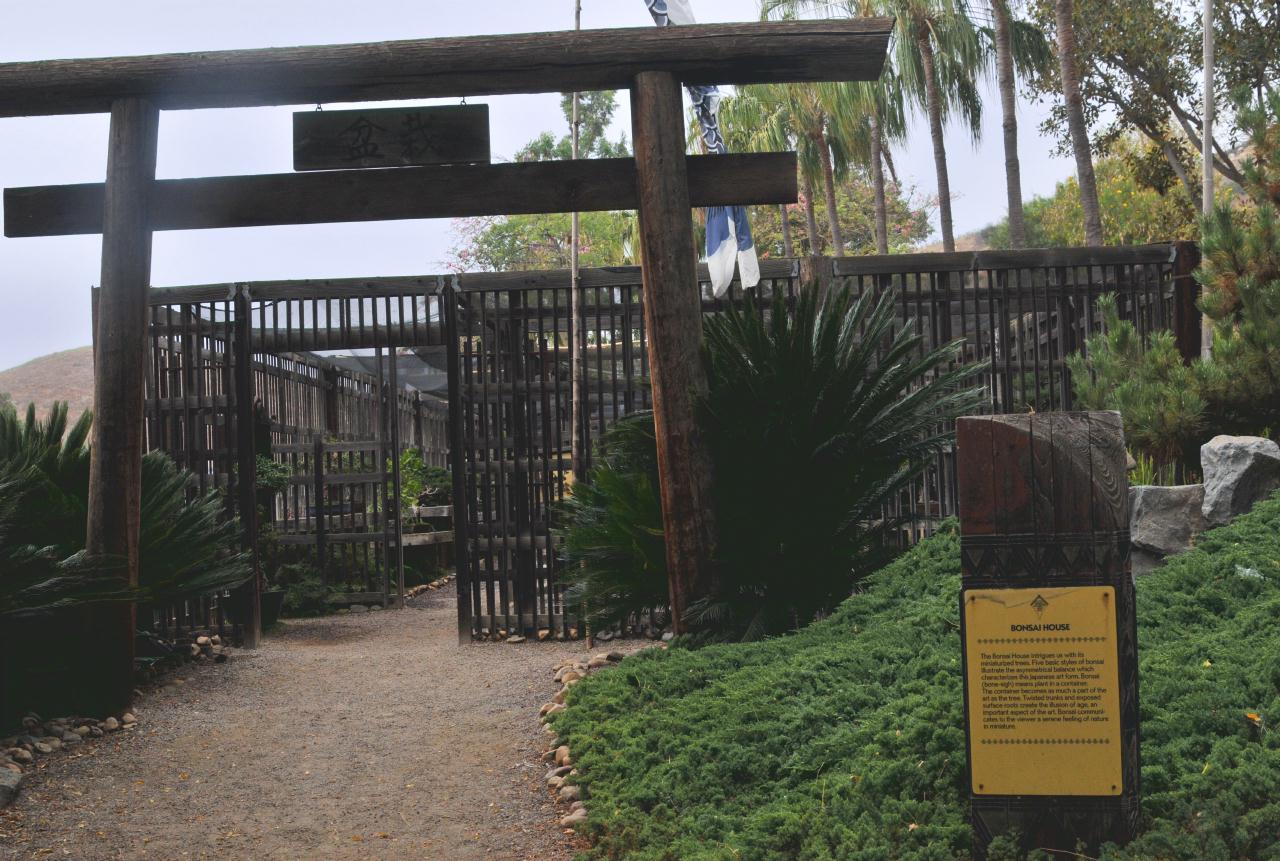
[1130,484,1206,565]
[1201,436,1280,526]
[0,770,22,808]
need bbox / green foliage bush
[557,286,984,640]
[0,402,251,617]
[552,493,1280,861]
[982,135,1203,249]
[557,415,669,627]
[275,561,336,617]
[1066,294,1207,470]
[396,448,451,510]
[1068,91,1280,472]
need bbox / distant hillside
[0,346,94,422]
[915,231,990,254]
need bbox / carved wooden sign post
[956,412,1140,858]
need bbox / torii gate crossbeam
[0,19,892,712]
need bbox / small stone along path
[0,584,624,860]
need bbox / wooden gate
[139,279,452,620]
[445,263,800,639]
[270,437,397,605]
[445,246,1195,640]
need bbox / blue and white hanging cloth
[644,0,761,298]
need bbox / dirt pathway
[0,585,597,861]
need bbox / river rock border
[1,634,239,809]
[1,709,139,809]
[537,645,667,831]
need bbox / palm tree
[776,84,851,256]
[1053,0,1103,245]
[991,0,1025,245]
[765,0,985,254]
[717,83,829,255]
[959,0,1050,248]
[823,76,909,255]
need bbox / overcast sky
[0,0,1074,372]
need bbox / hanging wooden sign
[293,104,490,171]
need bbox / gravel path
[0,584,597,861]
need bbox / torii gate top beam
[0,19,892,117]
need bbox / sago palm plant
[694,285,985,638]
[556,414,669,629]
[0,402,251,617]
[556,286,985,640]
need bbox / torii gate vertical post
[631,71,718,630]
[0,20,893,645]
[85,97,159,713]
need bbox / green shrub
[1069,90,1280,473]
[697,285,984,638]
[0,402,251,617]
[551,492,1280,861]
[396,448,451,511]
[1067,294,1207,471]
[557,414,669,628]
[556,285,985,640]
[276,562,336,617]
[254,455,292,495]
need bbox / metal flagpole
[1201,0,1214,358]
[570,0,593,648]
[570,0,586,482]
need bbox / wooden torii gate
[0,19,892,711]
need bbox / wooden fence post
[444,281,474,643]
[232,287,261,648]
[957,412,1139,859]
[85,96,158,715]
[630,70,718,632]
[413,391,425,451]
[1171,240,1202,364]
[313,435,327,582]
[506,294,537,632]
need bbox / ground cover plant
[551,492,1280,861]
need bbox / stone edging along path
[0,584,600,860]
[536,642,669,833]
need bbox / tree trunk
[779,204,795,257]
[801,169,822,255]
[915,21,956,252]
[870,111,889,255]
[1159,138,1199,205]
[882,144,900,187]
[1054,0,1104,245]
[816,126,845,256]
[992,0,1026,248]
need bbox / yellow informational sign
[964,586,1123,796]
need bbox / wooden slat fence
[448,245,1198,638]
[131,280,452,636]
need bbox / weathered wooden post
[957,412,1139,858]
[312,434,327,582]
[444,281,474,643]
[1171,240,1203,365]
[231,287,261,647]
[85,96,159,714]
[630,70,719,631]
